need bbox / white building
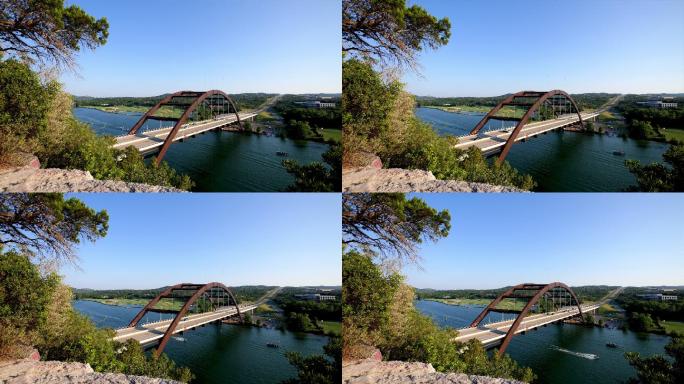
[636,100,678,109]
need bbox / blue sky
[403,0,684,97]
[61,0,341,97]
[403,193,684,289]
[62,193,341,289]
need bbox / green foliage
[629,120,660,140]
[617,290,684,324]
[629,313,658,332]
[275,97,341,141]
[283,336,341,384]
[0,193,108,264]
[75,93,275,112]
[342,251,534,381]
[342,251,402,353]
[285,312,318,333]
[342,193,450,265]
[342,0,451,68]
[276,298,341,323]
[283,143,342,192]
[625,336,684,384]
[0,251,193,381]
[72,285,277,304]
[342,59,534,190]
[416,93,618,112]
[0,251,59,358]
[0,0,109,67]
[0,59,192,189]
[0,59,57,163]
[626,143,684,191]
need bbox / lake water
[415,107,669,191]
[73,300,329,384]
[415,300,670,384]
[73,107,329,192]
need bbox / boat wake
[550,345,599,360]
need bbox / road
[113,111,258,155]
[113,286,282,345]
[453,303,600,348]
[454,95,623,156]
[113,304,258,345]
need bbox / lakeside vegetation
[273,287,342,336]
[342,1,535,190]
[74,93,276,113]
[416,285,617,304]
[616,95,684,143]
[416,93,618,113]
[0,2,193,190]
[273,95,342,143]
[342,193,535,382]
[0,194,193,382]
[73,285,278,305]
[615,288,684,335]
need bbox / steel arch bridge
[123,282,244,357]
[464,282,586,355]
[468,90,585,164]
[121,90,245,164]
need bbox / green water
[73,107,329,192]
[415,107,669,191]
[73,300,329,384]
[416,300,671,384]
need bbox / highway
[113,304,258,345]
[453,111,600,156]
[453,303,600,348]
[112,111,258,155]
[454,95,622,156]
[114,287,282,346]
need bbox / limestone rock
[342,166,524,193]
[343,359,526,384]
[0,166,182,192]
[0,359,181,384]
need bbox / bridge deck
[113,112,258,155]
[454,304,599,348]
[454,111,600,156]
[114,304,257,345]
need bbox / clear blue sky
[61,0,341,97]
[62,193,341,290]
[404,0,684,97]
[403,193,684,289]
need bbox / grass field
[83,105,182,118]
[661,320,684,334]
[255,303,276,313]
[85,298,182,310]
[321,128,342,142]
[662,128,684,143]
[599,111,618,121]
[425,297,524,310]
[598,303,621,316]
[424,105,525,119]
[320,321,341,336]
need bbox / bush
[342,59,534,190]
[342,251,535,382]
[0,59,192,190]
[0,251,193,382]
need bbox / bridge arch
[469,90,584,164]
[128,282,242,357]
[128,90,243,164]
[469,282,583,355]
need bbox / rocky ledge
[0,359,181,384]
[0,166,182,192]
[343,359,526,384]
[343,166,524,193]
